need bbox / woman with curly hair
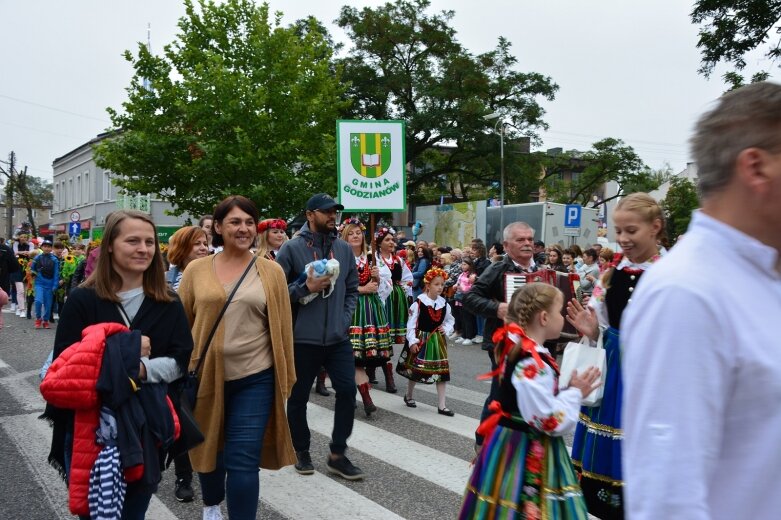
[339,217,393,415]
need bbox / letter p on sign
[565,205,582,227]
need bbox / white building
[649,162,699,202]
[51,132,193,242]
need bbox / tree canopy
[94,0,349,218]
[691,0,781,88]
[661,176,699,240]
[336,0,558,198]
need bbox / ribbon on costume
[477,323,543,382]
[475,400,511,441]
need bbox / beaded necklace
[355,255,371,285]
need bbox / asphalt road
[0,308,579,519]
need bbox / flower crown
[374,225,396,241]
[257,218,287,234]
[337,217,366,234]
[423,267,449,284]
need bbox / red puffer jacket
[40,322,180,516]
[41,322,127,515]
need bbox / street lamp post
[484,112,506,235]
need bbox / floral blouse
[510,341,582,436]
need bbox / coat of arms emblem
[350,133,391,178]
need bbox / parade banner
[337,120,406,212]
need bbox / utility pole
[3,151,16,239]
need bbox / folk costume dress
[570,255,660,520]
[350,254,394,367]
[378,252,413,344]
[396,293,454,384]
[460,327,587,520]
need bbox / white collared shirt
[623,211,781,520]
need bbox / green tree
[691,0,778,89]
[336,0,558,198]
[661,176,700,240]
[0,160,52,236]
[94,0,349,218]
[540,138,664,208]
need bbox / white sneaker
[461,339,473,346]
[203,505,223,520]
[10,303,16,312]
[53,313,59,320]
[455,337,465,344]
[17,309,24,317]
[473,335,483,343]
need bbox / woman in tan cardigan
[178,196,296,520]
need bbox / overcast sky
[0,0,775,183]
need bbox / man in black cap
[276,193,362,480]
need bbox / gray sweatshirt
[275,223,358,346]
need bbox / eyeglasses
[314,208,339,216]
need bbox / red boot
[382,362,397,394]
[357,382,377,417]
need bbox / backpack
[37,254,56,279]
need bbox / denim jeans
[198,368,274,520]
[34,278,55,320]
[287,339,356,455]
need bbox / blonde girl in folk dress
[339,217,393,416]
[256,218,288,261]
[375,226,412,393]
[566,193,664,520]
[460,283,600,520]
[397,267,456,416]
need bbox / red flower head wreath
[374,225,396,247]
[337,217,366,234]
[257,218,287,234]
[423,267,449,285]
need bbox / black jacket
[463,255,536,350]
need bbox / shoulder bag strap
[192,255,257,376]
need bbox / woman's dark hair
[416,246,433,263]
[472,241,487,258]
[198,214,213,227]
[489,242,504,255]
[583,248,598,261]
[461,257,475,272]
[570,244,583,258]
[211,196,259,248]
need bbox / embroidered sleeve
[400,261,414,297]
[511,357,582,436]
[442,301,455,336]
[405,301,420,345]
[377,264,392,303]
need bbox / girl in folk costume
[460,283,601,520]
[566,193,664,519]
[256,218,288,261]
[339,218,393,416]
[397,267,456,416]
[374,225,412,393]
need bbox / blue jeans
[287,339,356,455]
[34,277,55,320]
[198,368,274,520]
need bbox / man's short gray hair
[691,82,781,198]
[503,221,535,241]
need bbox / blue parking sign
[565,205,582,227]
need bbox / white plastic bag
[559,334,606,407]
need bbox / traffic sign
[565,204,582,227]
[68,222,81,236]
[69,211,80,222]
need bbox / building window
[76,175,81,206]
[68,178,73,209]
[84,172,90,203]
[54,184,59,212]
[104,172,112,201]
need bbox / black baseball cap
[306,193,344,212]
[41,239,53,246]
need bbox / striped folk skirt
[460,425,588,520]
[395,330,449,384]
[570,326,624,519]
[384,284,409,344]
[349,293,393,368]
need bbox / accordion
[504,269,581,335]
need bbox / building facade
[51,132,193,242]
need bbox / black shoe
[438,407,455,416]
[326,455,364,481]
[294,450,315,475]
[174,478,194,502]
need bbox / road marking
[0,357,9,369]
[0,363,44,412]
[367,389,479,439]
[2,366,179,519]
[261,466,405,520]
[307,403,471,494]
[414,381,488,407]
